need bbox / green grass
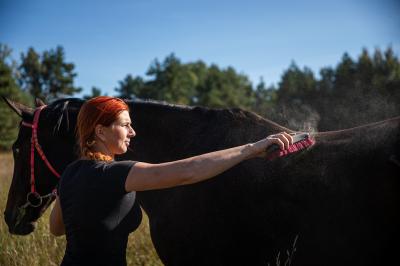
[0,152,162,266]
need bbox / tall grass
[0,152,162,266]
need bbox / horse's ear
[35,98,46,107]
[2,97,34,117]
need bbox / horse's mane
[46,98,84,134]
[130,98,194,110]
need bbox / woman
[50,96,293,266]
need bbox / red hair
[77,96,129,160]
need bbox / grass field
[0,152,162,266]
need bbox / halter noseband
[20,105,61,208]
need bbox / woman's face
[102,110,136,155]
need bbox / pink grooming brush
[265,132,315,161]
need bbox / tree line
[1,44,399,149]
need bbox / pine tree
[0,44,32,150]
[19,46,81,101]
[83,86,103,100]
[114,74,145,99]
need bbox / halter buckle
[26,191,42,207]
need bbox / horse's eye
[14,148,19,154]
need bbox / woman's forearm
[126,143,257,191]
[179,143,255,185]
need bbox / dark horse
[3,97,400,266]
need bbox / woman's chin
[124,143,131,151]
[116,147,129,155]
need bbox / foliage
[269,47,400,130]
[19,46,81,101]
[114,54,255,109]
[114,74,145,100]
[83,86,104,100]
[0,44,32,150]
[316,47,400,130]
[195,64,254,108]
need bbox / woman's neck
[91,141,114,160]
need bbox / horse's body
[3,98,400,265]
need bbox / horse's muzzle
[4,210,35,235]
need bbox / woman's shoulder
[104,160,137,168]
[64,159,136,173]
[61,159,98,178]
[100,160,137,175]
[62,159,136,177]
[65,158,95,170]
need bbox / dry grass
[0,152,162,266]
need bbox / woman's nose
[129,126,136,137]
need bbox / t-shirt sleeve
[99,160,137,195]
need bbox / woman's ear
[95,124,107,142]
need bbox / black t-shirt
[58,159,142,266]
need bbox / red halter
[21,105,61,195]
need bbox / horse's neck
[131,102,284,151]
[308,117,400,183]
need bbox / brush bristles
[266,138,315,161]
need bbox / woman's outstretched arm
[125,132,292,191]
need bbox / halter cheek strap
[21,105,61,195]
[15,106,62,227]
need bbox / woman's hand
[251,132,294,158]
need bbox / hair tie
[84,150,113,162]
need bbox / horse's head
[3,97,82,235]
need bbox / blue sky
[1,0,399,97]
